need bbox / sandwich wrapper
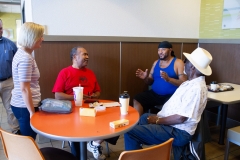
[81,102,120,116]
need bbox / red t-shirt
[52,66,101,95]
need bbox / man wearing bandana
[125,47,212,159]
[134,41,187,115]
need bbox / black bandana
[158,41,172,48]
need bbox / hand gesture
[160,70,169,82]
[136,69,148,80]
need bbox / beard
[158,54,168,60]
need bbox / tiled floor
[1,99,240,160]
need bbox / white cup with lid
[210,81,219,91]
[73,87,84,106]
[119,91,130,115]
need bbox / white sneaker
[87,141,106,160]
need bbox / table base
[219,104,228,145]
[80,142,87,160]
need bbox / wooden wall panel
[121,42,158,105]
[37,41,240,120]
[35,42,120,101]
[199,43,240,85]
[199,43,240,121]
[182,43,198,59]
[35,42,72,100]
[171,43,182,58]
[121,42,184,105]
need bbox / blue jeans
[11,106,37,140]
[124,113,192,159]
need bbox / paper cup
[73,87,84,106]
[210,84,219,91]
[119,98,129,115]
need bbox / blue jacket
[0,36,18,79]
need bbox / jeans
[124,113,192,160]
[11,106,37,139]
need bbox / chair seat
[227,126,240,146]
[224,126,240,160]
[40,147,78,160]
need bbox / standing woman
[11,22,44,139]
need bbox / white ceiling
[0,0,20,13]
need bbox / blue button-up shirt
[0,36,18,79]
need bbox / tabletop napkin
[102,102,120,107]
[89,102,120,108]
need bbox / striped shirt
[10,48,41,108]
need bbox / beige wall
[29,0,201,38]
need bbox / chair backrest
[0,128,45,160]
[118,138,174,160]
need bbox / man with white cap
[124,47,212,159]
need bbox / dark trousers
[11,106,37,139]
[134,90,172,113]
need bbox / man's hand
[136,69,148,80]
[83,94,91,99]
[90,93,98,99]
[147,115,159,124]
[84,92,100,99]
[160,70,170,82]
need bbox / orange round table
[30,100,139,160]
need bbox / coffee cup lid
[211,81,217,84]
[119,91,130,98]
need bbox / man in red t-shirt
[52,47,100,100]
[52,47,107,160]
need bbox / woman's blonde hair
[18,22,44,48]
